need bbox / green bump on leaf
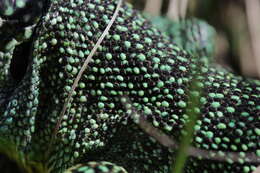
[16,0,26,8]
[162,101,169,107]
[205,131,214,138]
[79,82,85,88]
[211,102,220,108]
[256,150,260,157]
[116,75,124,81]
[217,123,226,129]
[153,57,160,63]
[254,128,260,136]
[51,38,58,45]
[98,165,109,172]
[4,7,14,16]
[195,137,203,143]
[133,67,140,74]
[177,88,184,95]
[144,108,152,115]
[124,41,131,48]
[136,43,144,49]
[80,96,87,102]
[106,53,113,60]
[157,81,164,88]
[178,101,187,108]
[113,34,120,41]
[243,166,250,173]
[106,82,113,88]
[137,54,146,61]
[227,107,235,113]
[241,112,249,117]
[179,66,187,72]
[98,102,105,109]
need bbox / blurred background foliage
[127,0,260,79]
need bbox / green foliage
[0,138,48,173]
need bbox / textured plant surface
[0,0,259,173]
